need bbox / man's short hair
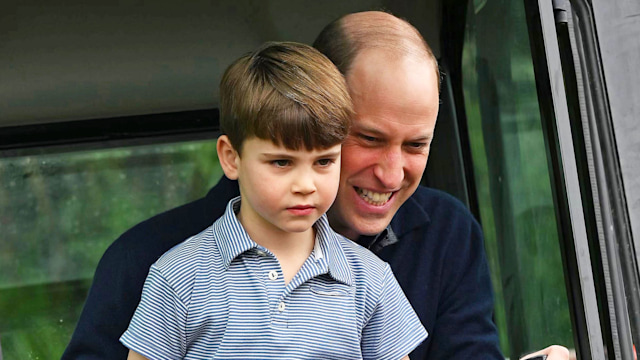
[219,41,352,155]
[313,11,440,89]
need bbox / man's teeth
[357,188,392,206]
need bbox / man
[63,11,569,360]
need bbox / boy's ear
[217,135,240,180]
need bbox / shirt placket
[274,252,329,328]
[251,247,289,328]
[264,250,330,330]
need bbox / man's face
[327,49,439,240]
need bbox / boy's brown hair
[219,41,353,155]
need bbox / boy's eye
[316,158,335,167]
[271,160,290,167]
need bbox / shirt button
[268,270,278,281]
[278,302,286,312]
[256,250,266,256]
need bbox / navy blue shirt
[62,176,502,359]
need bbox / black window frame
[440,0,640,358]
[0,109,220,155]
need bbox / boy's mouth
[287,205,315,216]
[356,187,392,206]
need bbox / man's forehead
[347,47,437,81]
[351,120,434,140]
[346,50,439,103]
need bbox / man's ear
[217,135,240,180]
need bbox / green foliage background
[0,139,222,359]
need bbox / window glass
[0,138,222,359]
[462,0,576,357]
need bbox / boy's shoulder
[153,197,241,275]
[330,232,391,284]
[153,224,218,275]
[335,234,386,264]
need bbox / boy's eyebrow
[316,149,341,157]
[260,149,342,157]
[261,152,295,158]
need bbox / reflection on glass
[0,139,222,359]
[462,0,575,357]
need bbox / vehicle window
[461,0,576,357]
[0,139,222,358]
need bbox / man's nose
[373,147,404,189]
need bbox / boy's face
[235,137,342,237]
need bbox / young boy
[120,41,427,360]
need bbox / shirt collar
[313,214,353,286]
[215,197,353,286]
[356,189,431,253]
[214,197,259,270]
[390,189,431,236]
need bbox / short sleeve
[361,264,428,360]
[119,264,188,359]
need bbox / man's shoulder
[389,185,483,253]
[105,177,238,260]
[105,196,210,261]
[400,185,479,227]
[409,185,473,215]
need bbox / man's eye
[360,134,378,142]
[272,160,290,167]
[407,142,427,149]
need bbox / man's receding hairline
[341,11,434,63]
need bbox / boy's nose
[291,172,316,195]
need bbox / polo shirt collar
[313,214,353,286]
[215,197,353,286]
[356,190,431,253]
[215,198,259,270]
[390,190,431,237]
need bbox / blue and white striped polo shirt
[120,197,427,359]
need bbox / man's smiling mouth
[356,187,392,206]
